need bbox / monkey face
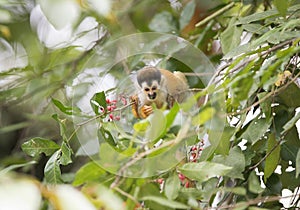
[141,81,160,101]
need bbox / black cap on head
[137,66,161,87]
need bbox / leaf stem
[195,2,235,28]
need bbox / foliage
[1,0,300,209]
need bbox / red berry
[107,106,112,111]
[156,178,164,184]
[121,97,127,105]
[110,105,117,110]
[178,173,185,181]
[111,99,117,104]
[106,98,110,104]
[191,146,197,151]
[109,114,114,120]
[115,116,121,121]
[184,182,190,188]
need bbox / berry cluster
[189,140,204,163]
[103,95,128,122]
[178,173,192,188]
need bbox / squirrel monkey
[131,66,189,119]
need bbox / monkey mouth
[148,93,157,100]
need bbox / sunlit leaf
[60,142,73,165]
[21,138,60,157]
[264,133,281,182]
[179,162,232,183]
[73,162,107,186]
[192,107,216,126]
[44,151,63,184]
[133,119,150,132]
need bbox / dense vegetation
[0,0,300,209]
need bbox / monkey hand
[130,95,153,119]
[139,105,153,119]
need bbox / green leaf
[164,172,180,200]
[165,102,180,131]
[296,149,300,178]
[0,121,31,134]
[179,162,232,183]
[0,161,37,177]
[276,83,300,108]
[237,9,279,24]
[179,0,196,30]
[274,0,289,17]
[60,142,73,165]
[240,117,271,145]
[149,11,178,33]
[220,21,243,55]
[213,147,245,179]
[192,107,216,126]
[248,171,264,194]
[215,126,235,155]
[21,137,60,157]
[52,114,68,140]
[146,109,167,143]
[44,151,63,184]
[52,98,78,115]
[264,133,281,182]
[90,91,107,115]
[141,196,189,209]
[281,112,300,135]
[133,120,150,132]
[73,161,107,186]
[98,126,116,147]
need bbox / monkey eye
[152,86,157,91]
[144,87,150,92]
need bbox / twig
[114,187,140,205]
[248,136,283,171]
[76,101,135,126]
[183,72,214,77]
[110,122,194,189]
[210,193,300,210]
[228,70,300,116]
[195,2,235,27]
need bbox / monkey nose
[148,92,156,100]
